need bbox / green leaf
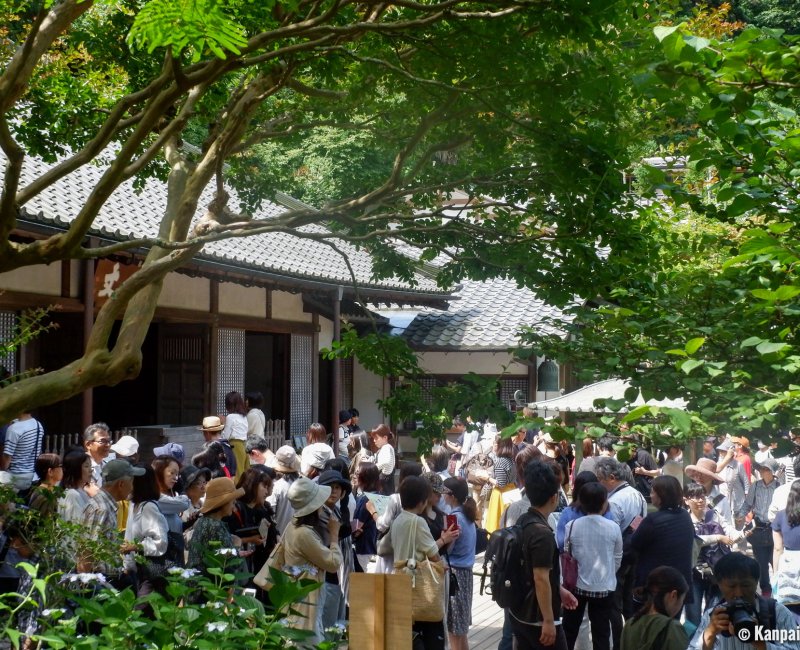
[684,337,706,355]
[756,341,791,355]
[681,359,705,374]
[653,25,681,42]
[741,337,764,348]
[621,404,651,423]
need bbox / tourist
[620,566,688,650]
[268,445,302,535]
[153,454,190,567]
[245,391,266,438]
[83,422,113,487]
[562,482,621,650]
[300,423,335,478]
[484,435,516,533]
[771,480,800,607]
[443,477,476,650]
[188,477,245,573]
[352,462,381,572]
[58,449,98,524]
[27,452,62,516]
[739,457,779,596]
[372,424,396,495]
[0,410,45,493]
[222,391,249,479]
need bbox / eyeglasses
[687,495,706,501]
[94,438,111,445]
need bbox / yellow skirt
[230,439,249,480]
[485,483,516,533]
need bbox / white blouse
[222,413,248,442]
[124,501,168,571]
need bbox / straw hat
[198,416,225,432]
[201,477,244,513]
[288,477,331,517]
[684,458,724,485]
[274,445,301,474]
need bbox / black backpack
[481,512,537,611]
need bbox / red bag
[560,522,579,593]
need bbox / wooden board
[350,573,412,650]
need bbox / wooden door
[157,324,208,426]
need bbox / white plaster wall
[272,290,310,322]
[158,274,210,311]
[353,357,387,429]
[0,264,61,295]
[218,282,266,317]
[416,351,516,375]
[318,317,334,351]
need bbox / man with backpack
[688,553,797,650]
[503,460,567,650]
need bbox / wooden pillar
[81,254,95,430]
[209,280,219,414]
[312,312,319,423]
[331,287,342,449]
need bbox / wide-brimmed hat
[154,442,185,465]
[110,435,139,457]
[201,477,244,513]
[288,477,331,517]
[685,458,724,485]
[755,458,779,474]
[198,416,225,432]
[731,436,750,449]
[274,445,301,474]
[423,471,445,494]
[443,477,469,502]
[180,464,211,488]
[102,459,145,483]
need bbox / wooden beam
[152,306,316,334]
[265,287,272,320]
[0,290,84,312]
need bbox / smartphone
[446,514,459,530]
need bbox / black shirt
[516,508,561,624]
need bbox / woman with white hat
[187,477,245,572]
[267,445,302,536]
[279,476,343,642]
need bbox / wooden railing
[42,421,287,458]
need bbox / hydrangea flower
[63,572,106,584]
[215,547,239,557]
[168,567,200,579]
[206,621,229,632]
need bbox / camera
[720,598,757,638]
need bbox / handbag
[393,517,445,622]
[465,453,494,486]
[253,541,285,590]
[560,521,579,593]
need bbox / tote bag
[393,517,445,622]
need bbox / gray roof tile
[401,278,570,350]
[6,150,445,296]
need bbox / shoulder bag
[560,520,579,593]
[393,516,445,622]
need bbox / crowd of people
[2,399,800,650]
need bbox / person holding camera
[688,553,797,650]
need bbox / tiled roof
[7,150,446,297]
[529,378,686,413]
[400,278,569,350]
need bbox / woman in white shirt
[372,424,396,495]
[562,481,622,650]
[125,465,169,598]
[222,391,249,480]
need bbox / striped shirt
[688,598,798,650]
[492,456,515,488]
[739,478,778,522]
[4,418,43,475]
